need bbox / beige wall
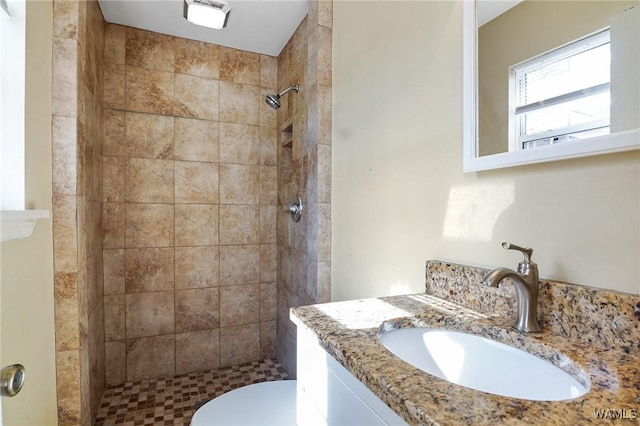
[332,1,640,302]
[0,1,58,424]
[478,0,638,156]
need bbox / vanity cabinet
[294,319,407,425]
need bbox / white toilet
[190,380,305,425]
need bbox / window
[509,29,611,151]
[0,0,26,210]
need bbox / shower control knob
[285,195,303,223]
[1,364,26,397]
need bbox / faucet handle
[502,242,534,264]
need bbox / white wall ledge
[0,210,50,242]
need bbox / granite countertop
[290,293,640,425]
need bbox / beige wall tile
[104,24,125,65]
[54,272,80,351]
[219,323,260,366]
[76,123,87,198]
[103,63,125,110]
[219,123,259,165]
[318,0,333,29]
[125,27,174,72]
[318,203,331,261]
[52,37,78,116]
[89,203,104,251]
[175,329,220,374]
[219,82,259,125]
[219,164,259,205]
[220,47,259,86]
[125,291,174,338]
[126,335,175,381]
[259,205,276,244]
[86,252,103,314]
[125,158,174,203]
[260,283,276,321]
[103,109,125,157]
[318,144,331,203]
[76,0,87,43]
[174,38,220,79]
[52,116,77,196]
[103,156,125,202]
[219,245,259,285]
[259,244,276,282]
[219,205,259,245]
[53,195,78,273]
[260,166,277,205]
[103,249,125,295]
[318,84,332,145]
[104,294,125,341]
[175,288,220,332]
[125,112,174,159]
[175,246,219,289]
[260,320,276,359]
[82,25,99,97]
[259,55,277,88]
[259,126,277,167]
[125,66,174,115]
[317,260,331,303]
[174,118,219,162]
[175,204,219,246]
[125,203,174,248]
[174,161,218,203]
[291,19,307,74]
[88,324,105,414]
[173,74,219,120]
[125,247,174,293]
[306,87,318,147]
[259,87,278,128]
[53,0,78,39]
[105,341,126,385]
[56,349,82,425]
[103,202,125,249]
[318,26,332,87]
[219,285,259,327]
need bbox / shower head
[265,84,300,109]
[265,93,281,109]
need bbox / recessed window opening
[509,29,611,151]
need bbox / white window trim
[0,0,49,243]
[1,0,25,210]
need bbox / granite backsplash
[425,260,640,353]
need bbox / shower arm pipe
[278,84,299,97]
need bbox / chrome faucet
[481,242,542,333]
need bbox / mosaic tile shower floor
[94,359,289,426]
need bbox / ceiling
[98,0,309,57]
[477,0,524,27]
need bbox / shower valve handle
[285,195,303,222]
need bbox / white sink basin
[379,327,589,401]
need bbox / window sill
[0,210,50,243]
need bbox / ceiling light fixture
[183,0,231,30]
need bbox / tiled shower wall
[51,0,105,424]
[276,1,332,377]
[101,25,279,385]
